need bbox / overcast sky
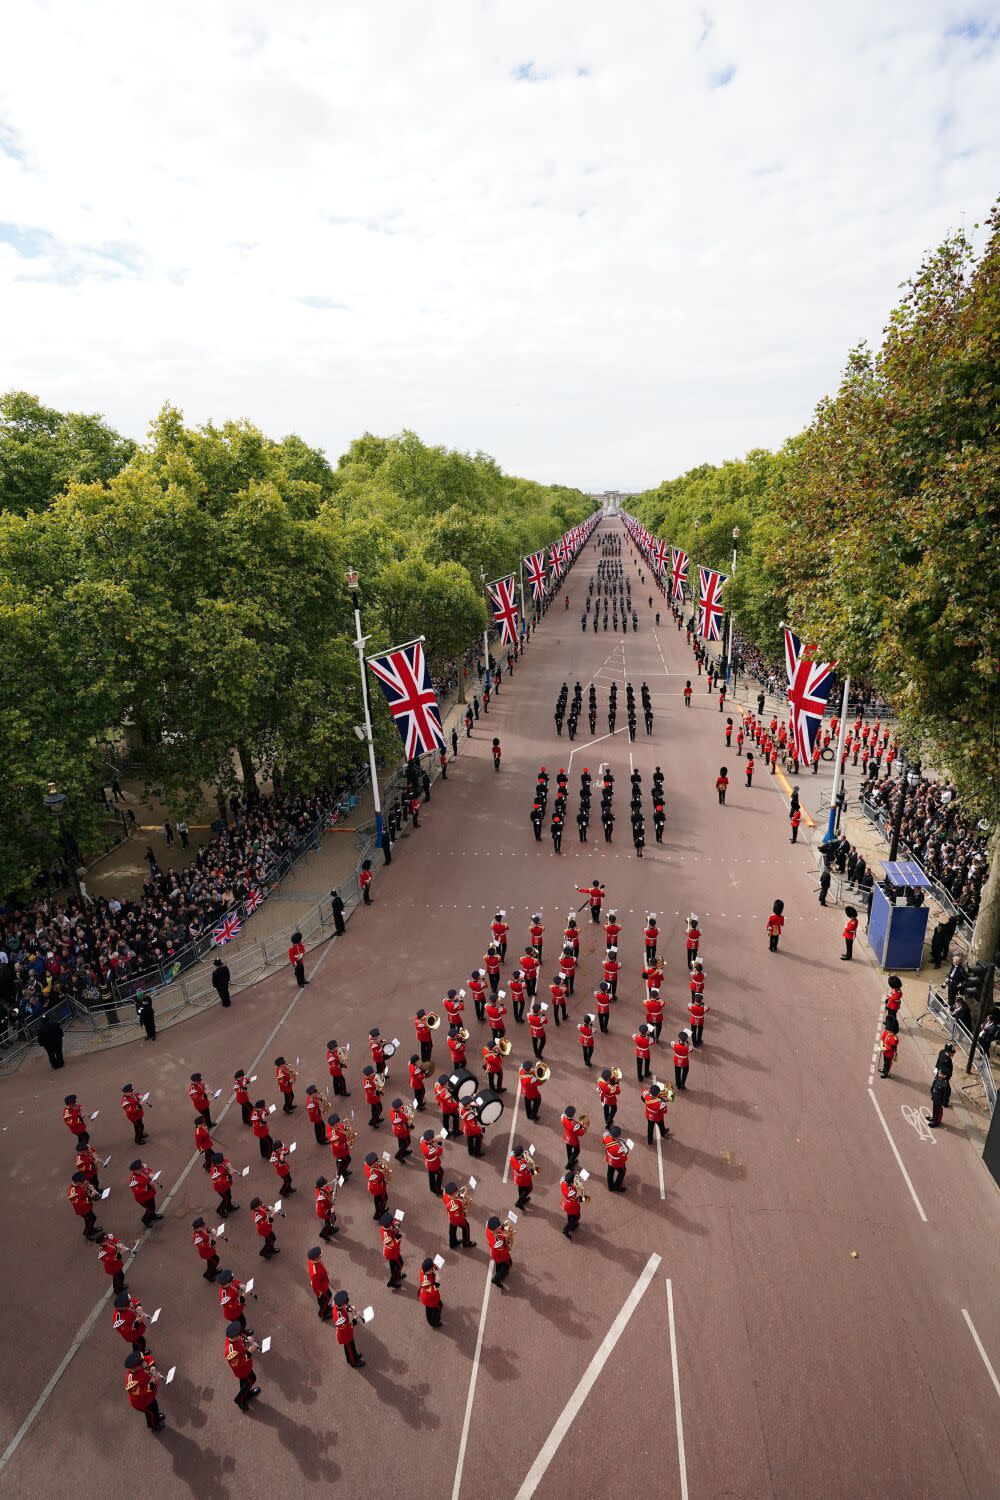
[2,3,998,492]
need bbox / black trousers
[636,1056,650,1079]
[44,1042,64,1068]
[317,1290,333,1318]
[217,986,231,1008]
[524,1096,540,1121]
[387,1257,404,1288]
[448,1221,474,1249]
[428,1169,444,1196]
[674,1065,688,1089]
[531,1035,545,1058]
[598,1013,609,1033]
[487,1071,502,1091]
[768,934,779,952]
[425,1303,443,1326]
[691,1024,703,1046]
[294,960,307,987]
[240,1103,253,1125]
[343,1337,363,1366]
[259,1232,277,1257]
[566,1144,580,1169]
[843,940,854,959]
[143,1400,163,1430]
[281,1092,295,1113]
[607,1166,626,1192]
[467,1135,483,1156]
[314,1121,327,1145]
[491,1259,510,1286]
[442,1113,459,1136]
[258,1135,273,1158]
[647,1119,667,1143]
[133,1120,146,1143]
[582,1046,593,1067]
[603,1103,617,1125]
[236,1374,257,1409]
[332,1076,348,1096]
[203,1252,220,1280]
[372,1192,388,1218]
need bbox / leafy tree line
[0,403,591,896]
[632,201,1000,962]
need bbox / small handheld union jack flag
[368,639,446,759]
[697,566,727,641]
[213,914,243,946]
[783,627,837,764]
[487,575,519,644]
[523,550,547,601]
[669,546,689,602]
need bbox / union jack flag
[213,914,242,945]
[697,566,727,641]
[244,888,263,914]
[549,542,564,580]
[487,575,519,644]
[669,546,689,602]
[783,627,837,764]
[524,550,548,600]
[652,538,669,574]
[368,639,446,758]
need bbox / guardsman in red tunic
[188,1073,214,1127]
[577,881,605,923]
[68,1172,102,1239]
[529,915,545,960]
[113,1292,148,1351]
[275,1057,297,1113]
[604,912,621,951]
[270,1140,295,1196]
[484,945,502,995]
[642,957,664,997]
[468,970,488,1024]
[672,1031,691,1090]
[210,1151,238,1216]
[688,993,707,1045]
[508,971,527,1023]
[689,959,705,998]
[564,916,580,956]
[74,1134,102,1192]
[192,1217,220,1280]
[510,1144,535,1209]
[307,1246,333,1319]
[315,1176,339,1240]
[362,1067,384,1128]
[217,1270,250,1330]
[602,948,620,998]
[226,1323,262,1411]
[326,1040,350,1097]
[364,1153,390,1218]
[491,913,509,959]
[561,1172,584,1237]
[435,1075,461,1136]
[643,915,659,965]
[521,948,540,999]
[414,1009,434,1064]
[482,1040,504,1092]
[486,1215,513,1287]
[559,946,577,996]
[99,1232,129,1293]
[124,1351,165,1432]
[766,901,785,953]
[233,1070,253,1126]
[408,1055,428,1111]
[288,932,307,987]
[685,916,700,969]
[368,1029,387,1078]
[121,1084,148,1144]
[578,1014,596,1067]
[604,1126,629,1192]
[642,1084,670,1145]
[842,907,859,961]
[460,1100,484,1157]
[485,994,507,1039]
[63,1094,88,1138]
[420,1129,445,1195]
[548,975,568,1026]
[249,1197,278,1257]
[880,1028,899,1078]
[305,1084,327,1144]
[884,976,903,1025]
[446,1026,467,1069]
[595,981,612,1034]
[128,1159,162,1226]
[442,1182,477,1249]
[390,1099,413,1162]
[194,1119,215,1171]
[643,988,664,1042]
[327,1116,353,1180]
[528,1003,548,1059]
[633,1023,652,1080]
[561,1105,588,1168]
[333,1289,366,1367]
[250,1099,274,1158]
[519,1060,543,1121]
[379,1212,406,1288]
[442,988,464,1027]
[597,1068,620,1125]
[419,1258,443,1326]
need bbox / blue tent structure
[867,862,931,970]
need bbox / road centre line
[867,1087,928,1223]
[666,1278,690,1500]
[451,1267,494,1500]
[962,1309,1000,1403]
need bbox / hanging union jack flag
[524,550,548,601]
[368,639,446,758]
[698,566,728,641]
[652,538,669,574]
[549,541,565,579]
[783,627,837,764]
[244,888,263,914]
[487,574,520,644]
[213,914,243,946]
[669,547,689,602]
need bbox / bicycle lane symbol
[901,1104,937,1143]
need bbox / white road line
[656,1129,666,1199]
[962,1310,1000,1402]
[514,1252,662,1499]
[500,1085,521,1183]
[0,938,338,1475]
[867,1087,928,1223]
[451,1267,494,1500]
[567,726,625,773]
[666,1278,690,1500]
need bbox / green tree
[0,390,136,514]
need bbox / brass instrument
[345,1123,359,1146]
[316,1089,333,1114]
[500,1220,517,1246]
[572,1176,592,1204]
[287,1065,299,1084]
[610,1066,623,1084]
[420,1062,434,1077]
[457,1026,470,1043]
[457,1184,473,1206]
[335,1047,349,1069]
[532,1061,551,1083]
[526,1155,540,1177]
[577,1113,590,1131]
[383,1162,393,1183]
[373,1074,385,1095]
[401,1104,415,1128]
[427,1012,441,1030]
[497,1037,512,1057]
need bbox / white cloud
[1,0,998,489]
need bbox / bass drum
[448,1067,478,1102]
[470,1089,504,1127]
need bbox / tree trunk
[970,822,1000,1015]
[457,663,467,704]
[215,787,228,825]
[236,744,260,806]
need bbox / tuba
[497,1037,512,1056]
[610,1066,623,1084]
[532,1061,551,1083]
[427,1012,441,1030]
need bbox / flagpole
[479,566,491,692]
[519,557,526,638]
[724,525,740,684]
[345,567,383,847]
[825,676,851,841]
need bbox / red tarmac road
[2,519,999,1500]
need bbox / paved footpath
[2,520,999,1500]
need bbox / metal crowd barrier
[925,986,997,1112]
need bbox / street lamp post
[887,762,921,865]
[345,568,384,847]
[723,525,740,683]
[43,783,82,896]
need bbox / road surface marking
[501,1087,521,1183]
[514,1253,662,1498]
[656,1128,666,1199]
[867,1087,928,1222]
[0,938,337,1475]
[901,1104,936,1143]
[451,1267,494,1500]
[666,1278,690,1500]
[962,1310,1000,1402]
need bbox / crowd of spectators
[0,784,350,1046]
[861,775,990,923]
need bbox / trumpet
[383,1163,393,1183]
[345,1123,359,1146]
[610,1066,623,1084]
[497,1037,512,1057]
[427,1012,441,1031]
[288,1065,299,1084]
[532,1061,551,1083]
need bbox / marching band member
[447,1025,468,1069]
[191,1216,220,1280]
[210,1151,239,1216]
[128,1158,162,1227]
[442,1182,477,1249]
[420,1128,445,1195]
[578,1013,596,1067]
[521,946,540,998]
[270,1139,295,1196]
[561,1171,584,1237]
[688,991,707,1046]
[633,1023,652,1080]
[414,1009,434,1064]
[442,988,464,1027]
[327,1115,353,1179]
[121,1084,148,1144]
[326,1039,350,1097]
[362,1067,384,1128]
[333,1290,366,1367]
[468,969,488,1024]
[642,1083,670,1144]
[602,946,620,998]
[307,1245,334,1319]
[123,1351,165,1432]
[403,1054,427,1111]
[62,1094,88,1139]
[519,1059,544,1121]
[604,1125,629,1192]
[250,1099,274,1158]
[594,981,612,1034]
[577,881,605,923]
[363,1152,390,1218]
[484,994,507,1039]
[274,1056,297,1113]
[559,945,577,996]
[510,1143,535,1210]
[482,1039,505,1092]
[528,1003,549,1059]
[233,1069,253,1126]
[315,1176,339,1240]
[642,957,664,998]
[68,1172,102,1239]
[685,914,701,969]
[249,1197,279,1257]
[194,1118,215,1171]
[113,1292,148,1352]
[419,1258,444,1326]
[548,974,569,1025]
[460,1100,485,1157]
[485,1215,513,1287]
[564,914,580,956]
[390,1098,414,1161]
[225,1322,262,1411]
[643,987,664,1043]
[597,1067,620,1126]
[305,1084,328,1144]
[484,944,502,996]
[188,1073,215,1128]
[561,1105,588,1168]
[528,915,544,961]
[643,914,659,965]
[508,969,527,1023]
[379,1211,406,1288]
[435,1074,461,1136]
[491,912,510,960]
[368,1028,388,1078]
[98,1232,129,1294]
[217,1269,251,1332]
[604,911,621,951]
[74,1133,102,1193]
[672,1030,691,1090]
[689,959,705,998]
